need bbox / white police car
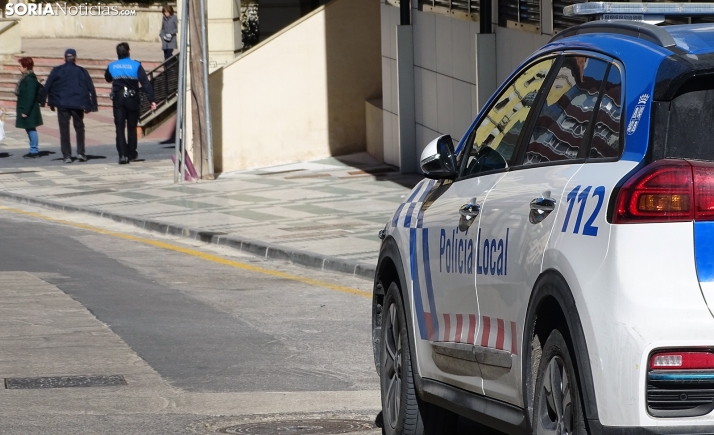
[372,4,714,435]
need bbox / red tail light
[614,160,714,223]
[650,351,714,370]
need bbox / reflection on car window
[523,56,608,165]
[589,66,622,159]
[460,58,554,177]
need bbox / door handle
[459,203,480,219]
[530,197,556,212]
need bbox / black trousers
[163,49,174,60]
[113,95,140,159]
[57,108,85,158]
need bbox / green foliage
[240,0,259,49]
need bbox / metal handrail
[0,19,19,37]
[139,53,179,119]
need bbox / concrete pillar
[177,0,242,71]
[474,33,497,112]
[207,0,242,70]
[396,25,416,174]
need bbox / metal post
[174,0,190,183]
[199,0,214,177]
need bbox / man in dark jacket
[42,48,98,163]
[105,42,156,164]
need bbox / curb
[0,190,377,281]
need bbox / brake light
[650,351,714,370]
[614,160,714,223]
[692,163,714,220]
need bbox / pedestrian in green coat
[15,57,43,158]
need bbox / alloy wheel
[537,355,573,435]
[383,303,403,429]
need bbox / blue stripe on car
[695,221,714,282]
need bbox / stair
[0,56,162,109]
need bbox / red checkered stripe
[424,313,518,355]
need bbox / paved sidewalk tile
[0,146,421,268]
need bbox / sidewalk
[0,145,420,278]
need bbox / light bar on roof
[564,2,714,23]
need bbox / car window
[589,65,622,159]
[522,56,609,165]
[459,57,555,178]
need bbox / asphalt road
[0,203,490,434]
[0,204,381,434]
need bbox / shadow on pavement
[86,155,106,160]
[0,153,10,158]
[38,151,56,157]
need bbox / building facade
[379,0,591,171]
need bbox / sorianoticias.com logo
[5,2,137,16]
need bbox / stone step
[0,88,113,107]
[0,77,112,89]
[13,55,163,70]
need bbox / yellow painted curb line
[0,205,373,299]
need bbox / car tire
[380,282,458,435]
[533,329,587,435]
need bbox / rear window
[662,88,714,161]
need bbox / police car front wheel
[533,329,587,435]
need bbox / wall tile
[392,111,400,166]
[416,123,441,160]
[413,10,436,70]
[391,57,399,116]
[435,14,453,77]
[389,6,400,60]
[452,79,473,142]
[421,67,438,132]
[471,83,479,120]
[436,73,454,135]
[451,18,473,84]
[383,110,393,164]
[414,66,423,125]
[382,57,392,114]
[381,4,390,57]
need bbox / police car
[372,3,714,435]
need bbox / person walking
[105,42,156,164]
[42,49,98,163]
[14,57,43,159]
[160,6,178,61]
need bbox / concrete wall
[380,1,552,169]
[0,19,20,59]
[17,5,164,42]
[209,0,381,172]
[366,98,384,162]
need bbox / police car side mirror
[420,135,458,180]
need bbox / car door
[412,57,556,395]
[474,53,612,405]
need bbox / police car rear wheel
[380,282,458,435]
[533,329,587,435]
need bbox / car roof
[665,23,714,54]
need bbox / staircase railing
[140,53,179,119]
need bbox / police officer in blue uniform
[104,42,157,164]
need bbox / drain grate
[218,419,374,434]
[4,375,127,389]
